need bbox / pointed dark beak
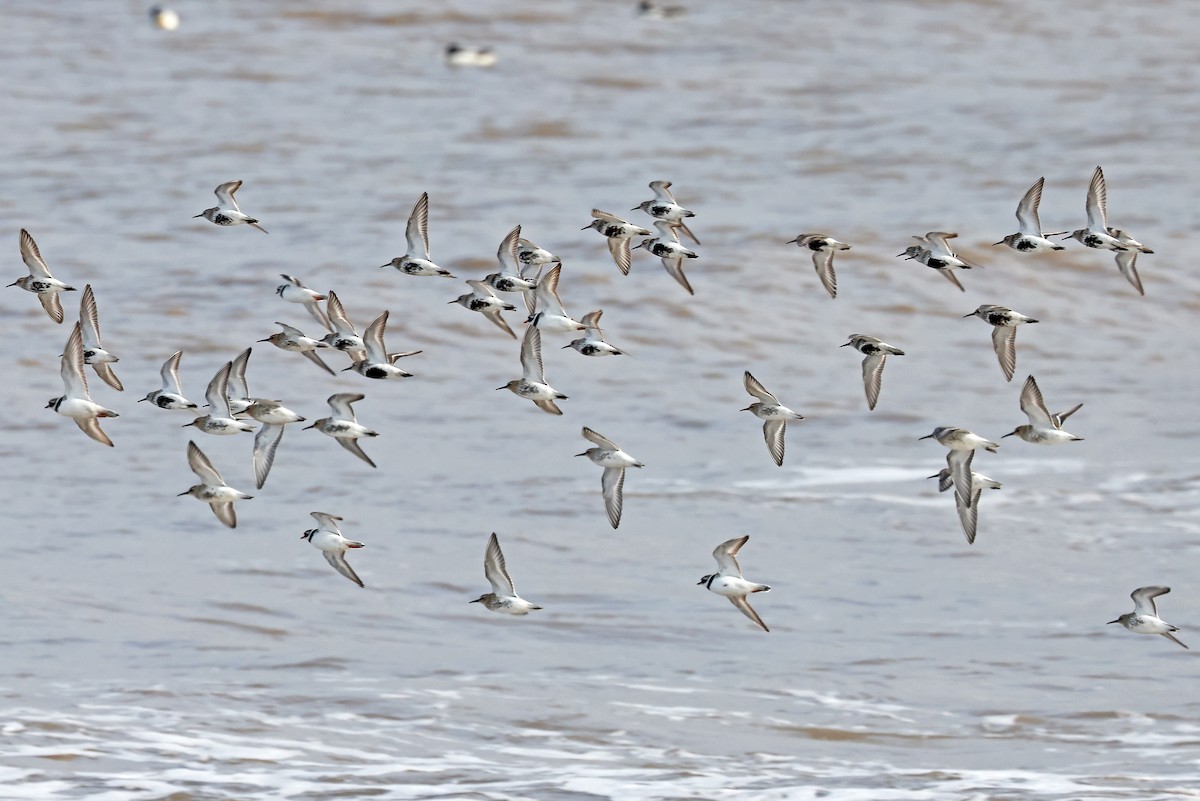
[785,238,798,245]
[1001,430,1017,438]
[839,342,852,347]
[1107,619,1119,625]
[193,213,204,218]
[918,434,934,440]
[176,490,190,496]
[739,406,753,412]
[302,422,317,430]
[962,312,976,317]
[495,386,506,391]
[991,240,1004,246]
[469,598,481,604]
[137,397,147,402]
[256,337,271,342]
[6,280,19,287]
[574,452,588,457]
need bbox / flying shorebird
[526,263,584,333]
[898,231,979,292]
[486,225,539,293]
[183,361,256,435]
[178,440,252,528]
[470,532,542,615]
[576,427,644,529]
[698,536,771,632]
[1062,166,1130,252]
[78,284,123,391]
[380,192,454,277]
[139,350,198,410]
[449,279,518,339]
[304,392,379,468]
[1109,586,1188,649]
[301,512,366,587]
[224,347,254,417]
[563,309,623,356]
[319,291,366,361]
[498,326,567,415]
[346,310,421,379]
[919,427,998,511]
[740,371,804,466]
[246,398,306,489]
[787,233,850,299]
[517,237,560,269]
[46,322,119,446]
[9,228,75,323]
[258,322,336,376]
[1002,375,1083,445]
[632,180,700,244]
[993,177,1064,252]
[963,304,1039,382]
[194,180,268,233]
[840,334,904,411]
[633,220,698,295]
[929,468,1002,545]
[583,209,652,276]
[275,274,330,331]
[1111,229,1154,296]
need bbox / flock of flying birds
[6,170,1186,644]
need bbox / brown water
[3,1,1200,798]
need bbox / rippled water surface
[4,1,1200,798]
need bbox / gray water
[4,1,1200,798]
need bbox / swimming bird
[1002,375,1083,445]
[486,225,538,293]
[698,536,771,632]
[380,192,454,277]
[178,440,252,528]
[633,220,698,295]
[471,532,542,615]
[183,361,256,435]
[636,0,687,19]
[149,5,180,30]
[741,371,803,466]
[9,229,75,323]
[576,427,644,529]
[246,398,306,489]
[301,512,365,588]
[47,322,118,446]
[563,309,623,356]
[1109,586,1188,649]
[276,274,330,331]
[583,209,652,276]
[78,284,122,391]
[498,327,567,415]
[963,305,1039,382]
[449,279,518,339]
[1061,166,1129,251]
[304,393,379,468]
[787,233,850,299]
[345,310,421,380]
[526,263,585,333]
[633,180,699,244]
[445,44,497,68]
[194,180,267,233]
[919,427,998,510]
[319,291,366,360]
[840,334,904,411]
[258,322,336,376]
[929,468,1002,545]
[139,351,198,410]
[994,177,1064,251]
